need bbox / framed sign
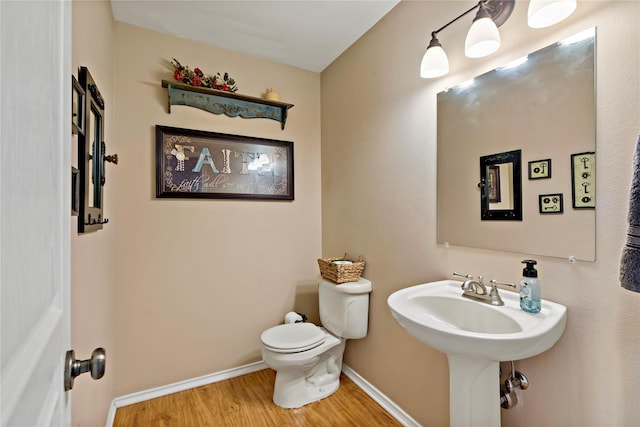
[156,125,294,200]
[528,159,551,179]
[539,193,563,214]
[571,152,595,208]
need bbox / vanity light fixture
[420,33,449,78]
[465,1,501,58]
[420,0,577,79]
[528,0,576,29]
[420,0,513,79]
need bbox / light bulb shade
[528,0,577,28]
[420,36,449,78]
[465,16,501,58]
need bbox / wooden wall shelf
[161,80,294,130]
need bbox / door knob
[64,347,106,391]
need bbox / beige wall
[322,1,639,426]
[112,23,322,396]
[71,1,116,426]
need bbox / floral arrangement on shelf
[170,58,238,93]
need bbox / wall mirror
[78,67,107,233]
[437,28,596,261]
[480,149,522,220]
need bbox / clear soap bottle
[520,259,541,313]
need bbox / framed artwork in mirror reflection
[528,159,551,179]
[539,193,563,214]
[488,165,501,203]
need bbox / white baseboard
[105,361,420,427]
[341,364,421,427]
[105,361,267,427]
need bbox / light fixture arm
[430,0,514,38]
[431,2,481,37]
[473,1,493,22]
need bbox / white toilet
[260,277,372,408]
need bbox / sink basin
[387,279,567,361]
[413,295,522,334]
[388,279,567,427]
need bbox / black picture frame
[571,152,595,209]
[156,125,294,200]
[71,167,79,216]
[479,149,522,221]
[528,159,551,179]
[539,193,563,214]
[78,66,108,233]
[72,75,85,135]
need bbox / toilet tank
[319,277,372,339]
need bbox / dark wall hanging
[72,75,85,135]
[156,125,294,200]
[77,66,118,233]
[479,149,522,221]
[71,167,79,216]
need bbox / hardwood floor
[113,369,403,426]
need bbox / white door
[1,0,72,425]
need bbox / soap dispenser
[520,260,541,313]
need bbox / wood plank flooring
[113,369,404,426]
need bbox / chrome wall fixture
[500,361,529,409]
[420,0,577,78]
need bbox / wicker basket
[317,255,365,284]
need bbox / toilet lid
[261,323,326,353]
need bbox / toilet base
[272,367,341,408]
[266,338,346,408]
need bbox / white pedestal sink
[388,280,567,427]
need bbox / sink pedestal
[448,355,500,427]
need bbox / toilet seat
[261,323,326,353]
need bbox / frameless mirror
[437,28,596,261]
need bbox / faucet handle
[486,279,516,306]
[489,279,516,292]
[453,272,473,280]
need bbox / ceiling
[110,0,400,73]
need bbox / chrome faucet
[453,273,515,306]
[453,273,487,295]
